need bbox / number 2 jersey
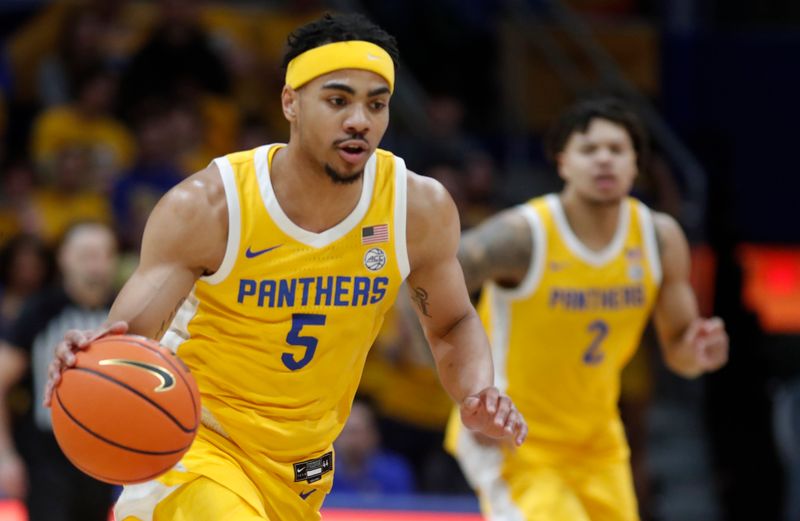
[447,194,661,463]
[162,144,409,463]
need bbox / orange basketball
[51,334,201,484]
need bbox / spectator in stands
[112,101,184,252]
[37,6,107,107]
[0,159,40,247]
[0,234,53,340]
[0,222,118,521]
[118,0,231,117]
[31,64,135,190]
[331,399,415,495]
[29,147,113,245]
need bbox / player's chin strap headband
[285,40,395,93]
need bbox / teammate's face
[283,69,391,184]
[558,118,637,205]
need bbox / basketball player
[43,13,527,521]
[445,97,729,521]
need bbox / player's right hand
[43,321,129,407]
[0,451,27,499]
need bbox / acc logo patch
[364,248,387,271]
[628,264,644,281]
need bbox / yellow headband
[286,40,395,93]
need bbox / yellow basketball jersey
[162,144,409,464]
[447,194,661,463]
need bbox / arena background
[0,0,798,520]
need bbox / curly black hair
[282,12,399,70]
[545,97,649,173]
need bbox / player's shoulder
[404,170,460,269]
[648,211,690,269]
[160,163,225,220]
[406,169,453,212]
[651,211,685,243]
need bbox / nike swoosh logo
[299,489,316,500]
[98,359,176,392]
[245,245,282,258]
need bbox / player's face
[286,69,391,184]
[558,118,637,205]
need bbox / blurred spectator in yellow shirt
[31,65,135,192]
[29,147,112,245]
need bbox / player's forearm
[662,338,704,379]
[427,310,494,403]
[106,266,194,340]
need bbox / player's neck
[270,144,365,233]
[559,192,623,252]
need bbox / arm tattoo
[412,286,432,318]
[458,211,533,293]
[155,298,185,339]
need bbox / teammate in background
[0,222,117,521]
[43,13,527,521]
[445,97,729,521]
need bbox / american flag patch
[626,248,642,261]
[362,224,389,245]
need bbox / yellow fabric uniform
[445,194,662,521]
[116,143,410,521]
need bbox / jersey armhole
[393,155,410,280]
[200,157,241,285]
[637,203,663,285]
[495,204,546,300]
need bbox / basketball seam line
[55,390,192,456]
[65,447,178,485]
[71,366,196,434]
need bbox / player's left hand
[687,317,729,373]
[460,386,527,446]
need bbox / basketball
[51,334,201,485]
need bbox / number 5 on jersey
[283,313,326,370]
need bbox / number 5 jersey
[162,143,408,463]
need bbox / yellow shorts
[115,426,333,521]
[452,429,639,521]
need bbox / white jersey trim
[200,157,241,285]
[393,155,410,280]
[114,463,186,521]
[494,204,546,300]
[488,285,511,394]
[637,203,663,285]
[547,194,630,267]
[454,426,525,521]
[254,144,377,249]
[160,289,199,353]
